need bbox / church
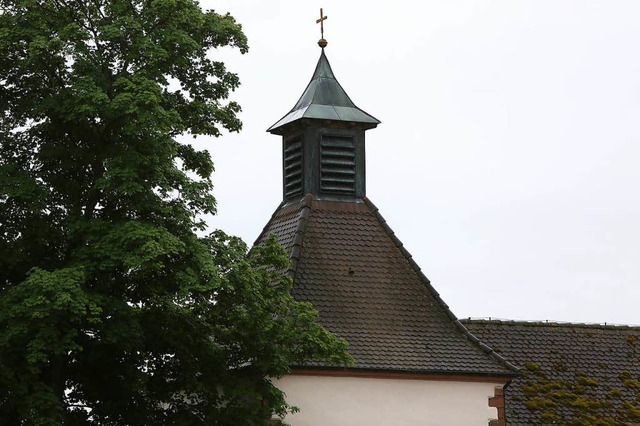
[253,22,640,426]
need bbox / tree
[0,0,351,424]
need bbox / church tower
[256,17,516,425]
[267,48,379,201]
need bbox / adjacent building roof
[463,319,640,425]
[256,195,516,377]
[267,50,380,134]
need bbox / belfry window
[320,135,356,195]
[283,136,303,198]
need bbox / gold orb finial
[316,8,328,48]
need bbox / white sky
[192,0,640,325]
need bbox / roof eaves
[291,366,514,382]
[362,197,519,375]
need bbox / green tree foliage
[0,0,351,423]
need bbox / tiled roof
[256,195,516,376]
[463,319,640,425]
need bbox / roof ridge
[362,197,519,375]
[253,200,286,247]
[288,194,313,278]
[463,318,640,330]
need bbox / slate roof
[463,319,640,425]
[267,50,380,134]
[256,194,516,377]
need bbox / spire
[268,23,381,202]
[267,50,380,134]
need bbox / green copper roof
[268,50,380,133]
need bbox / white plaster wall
[274,375,499,426]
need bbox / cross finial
[316,8,328,48]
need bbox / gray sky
[192,0,640,325]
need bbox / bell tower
[267,45,380,202]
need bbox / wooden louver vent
[283,137,303,198]
[320,135,356,195]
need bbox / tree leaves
[0,0,350,424]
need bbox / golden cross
[316,8,327,39]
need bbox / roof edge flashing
[268,116,380,135]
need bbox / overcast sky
[190,0,640,326]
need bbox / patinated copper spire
[267,50,380,133]
[316,8,328,48]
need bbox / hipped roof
[257,195,517,377]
